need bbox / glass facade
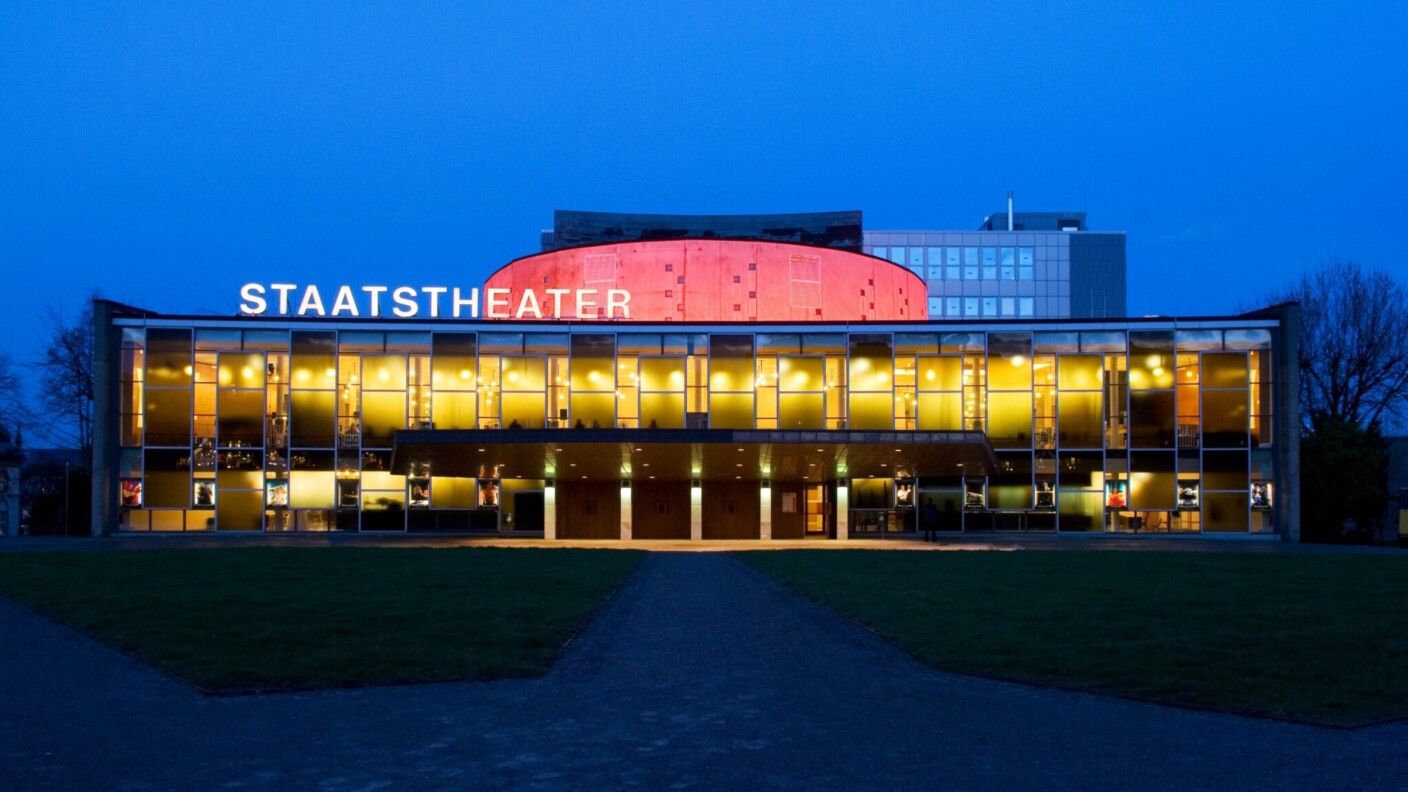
[862,229,1126,320]
[108,317,1279,536]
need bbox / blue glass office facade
[864,229,1126,320]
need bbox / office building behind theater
[864,207,1127,320]
[89,210,1299,540]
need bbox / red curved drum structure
[483,239,927,322]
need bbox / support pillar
[1274,303,1301,542]
[835,479,849,541]
[90,300,121,536]
[690,480,702,541]
[543,482,557,540]
[620,481,632,541]
[760,480,772,541]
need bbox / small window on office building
[982,297,997,317]
[1001,298,1015,317]
[964,297,979,317]
[947,297,961,317]
[890,247,906,266]
[927,297,942,317]
[1019,297,1035,317]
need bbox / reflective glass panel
[146,329,193,387]
[778,394,824,429]
[1129,451,1176,510]
[847,392,893,430]
[1129,391,1176,448]
[1057,355,1104,390]
[1129,331,1175,389]
[1202,353,1249,389]
[361,391,406,445]
[291,332,337,390]
[1202,390,1249,448]
[1203,492,1249,532]
[290,391,336,447]
[571,393,615,429]
[988,392,1033,448]
[917,393,962,430]
[1057,392,1103,448]
[709,393,755,429]
[431,334,476,391]
[640,393,685,428]
[640,357,685,392]
[217,352,265,389]
[917,356,962,391]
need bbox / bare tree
[36,303,95,460]
[0,352,27,434]
[1257,261,1408,541]
[1270,261,1408,431]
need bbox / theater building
[89,230,1301,540]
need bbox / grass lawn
[0,547,642,693]
[740,550,1408,727]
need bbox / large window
[709,334,754,429]
[778,355,825,429]
[847,335,893,430]
[570,334,615,429]
[431,333,477,430]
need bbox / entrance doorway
[512,491,544,532]
[804,484,827,538]
[500,479,547,533]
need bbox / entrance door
[510,491,544,532]
[804,484,827,538]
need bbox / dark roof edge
[94,298,160,317]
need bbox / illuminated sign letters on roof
[238,284,631,320]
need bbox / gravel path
[1,552,1403,790]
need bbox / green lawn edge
[738,549,1408,728]
[0,547,644,694]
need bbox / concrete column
[1274,303,1301,542]
[90,300,121,537]
[759,482,772,540]
[835,479,849,541]
[620,482,632,541]
[690,482,702,541]
[543,482,557,540]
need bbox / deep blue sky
[2,1,1405,361]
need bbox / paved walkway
[6,532,1399,553]
[1,553,1404,790]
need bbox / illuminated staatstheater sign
[236,240,926,323]
[238,284,632,320]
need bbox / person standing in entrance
[922,497,940,543]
